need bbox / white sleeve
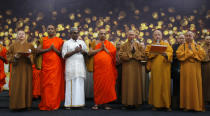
[81,41,88,53]
[62,42,68,59]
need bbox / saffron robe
[93,40,117,105]
[0,45,7,90]
[176,43,205,111]
[32,64,41,98]
[39,36,65,111]
[145,40,173,108]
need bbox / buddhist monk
[0,41,7,92]
[145,30,173,111]
[38,25,65,111]
[89,29,117,110]
[7,30,34,110]
[119,30,145,108]
[176,31,205,111]
[202,36,210,105]
[171,34,185,109]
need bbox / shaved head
[17,30,26,41]
[177,34,185,44]
[185,31,194,43]
[205,36,210,45]
[153,30,162,42]
[47,25,56,37]
[205,36,210,40]
[128,30,135,35]
[185,31,195,37]
[99,29,106,41]
[127,30,136,42]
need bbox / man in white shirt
[62,27,88,109]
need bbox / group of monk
[0,24,209,112]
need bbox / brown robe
[202,44,210,102]
[7,41,34,110]
[119,41,145,105]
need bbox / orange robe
[32,64,41,98]
[93,40,117,105]
[39,37,65,111]
[0,46,7,90]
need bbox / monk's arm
[88,47,102,56]
[36,45,52,54]
[193,45,206,61]
[145,45,158,60]
[162,43,173,62]
[119,44,130,61]
[176,44,193,61]
[133,43,145,61]
[53,46,62,56]
[104,47,110,54]
[6,44,14,63]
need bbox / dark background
[0,0,209,46]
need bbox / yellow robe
[145,40,173,108]
[176,43,205,111]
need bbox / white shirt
[62,38,88,80]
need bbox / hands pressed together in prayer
[74,45,86,55]
[131,43,136,54]
[48,44,58,52]
[74,46,82,53]
[188,43,192,50]
[100,42,110,54]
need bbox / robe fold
[93,40,117,105]
[176,43,205,111]
[32,64,41,98]
[145,40,173,108]
[39,36,65,111]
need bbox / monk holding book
[145,30,173,111]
